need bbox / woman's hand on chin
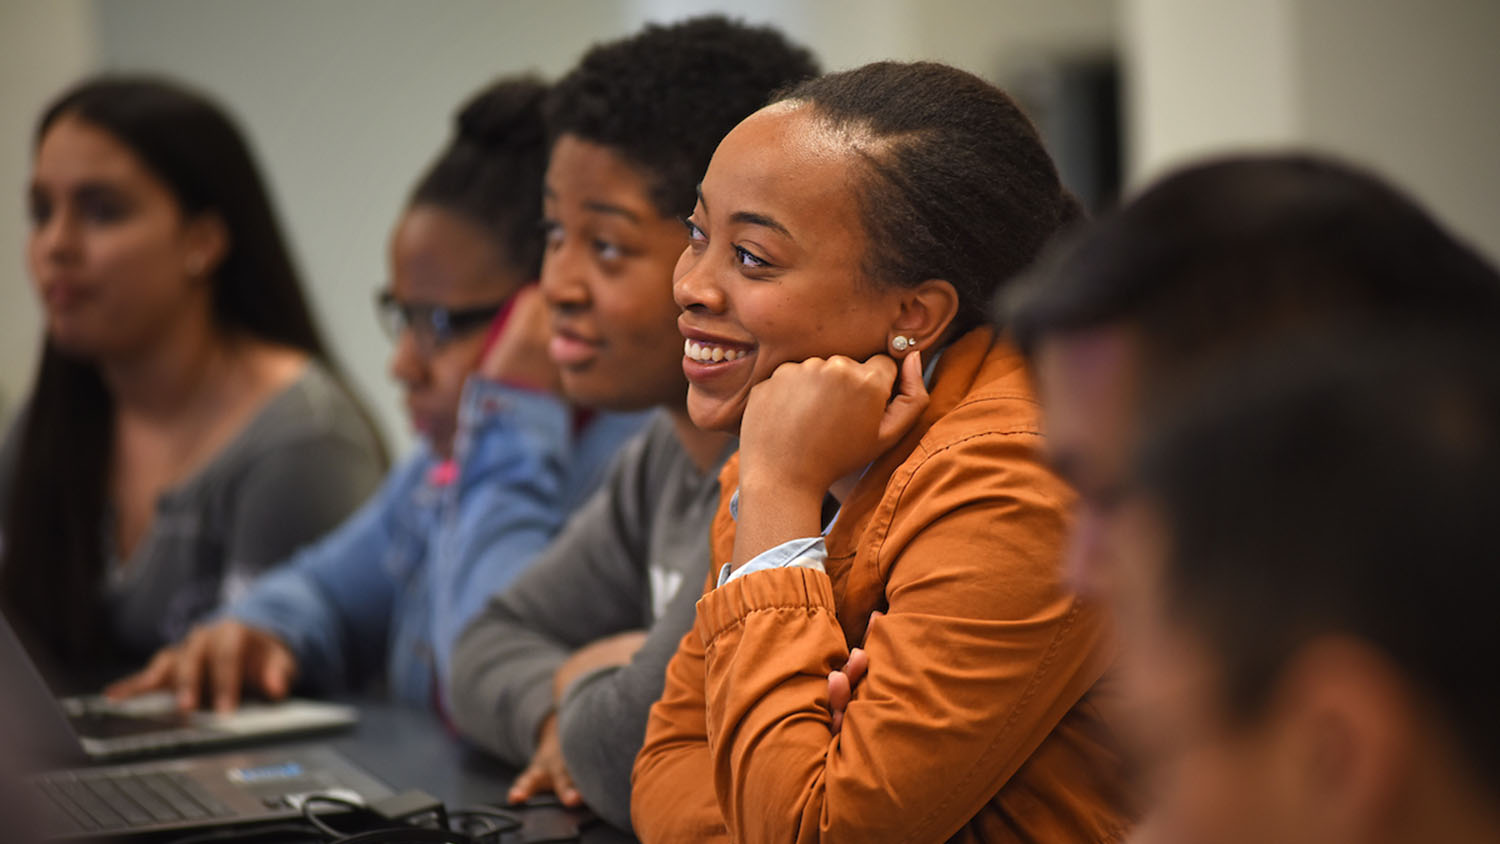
[739,350,929,500]
[730,351,928,568]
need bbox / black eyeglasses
[375,290,510,355]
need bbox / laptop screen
[0,613,91,770]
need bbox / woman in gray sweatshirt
[446,17,820,832]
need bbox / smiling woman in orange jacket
[630,61,1134,843]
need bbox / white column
[1120,0,1300,187]
[1295,0,1500,263]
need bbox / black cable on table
[164,821,324,844]
[167,790,578,844]
[300,792,370,839]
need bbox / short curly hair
[545,15,819,219]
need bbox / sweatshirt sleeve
[633,431,1113,843]
[555,548,705,831]
[447,424,654,766]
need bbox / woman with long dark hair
[0,77,385,673]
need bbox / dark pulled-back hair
[2,77,348,663]
[776,61,1083,340]
[410,75,549,278]
[1005,154,1500,372]
[1136,330,1500,793]
[545,15,819,219]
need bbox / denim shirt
[227,378,647,707]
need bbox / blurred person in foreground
[1005,154,1500,605]
[1110,330,1500,844]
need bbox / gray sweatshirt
[448,412,730,832]
[0,363,385,659]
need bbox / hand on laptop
[104,620,298,714]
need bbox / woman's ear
[183,211,229,279]
[889,279,960,353]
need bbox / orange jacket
[632,328,1134,842]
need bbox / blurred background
[3,0,1496,454]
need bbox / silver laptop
[0,614,357,762]
[62,691,358,762]
[30,745,395,840]
[2,615,393,840]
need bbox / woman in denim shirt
[108,77,645,712]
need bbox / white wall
[0,0,1113,453]
[1296,0,1500,265]
[4,1,1496,445]
[628,0,1115,75]
[1120,0,1500,263]
[1121,0,1301,180]
[89,0,642,453]
[0,0,97,421]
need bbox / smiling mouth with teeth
[684,339,750,363]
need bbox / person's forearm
[692,566,1110,842]
[630,628,729,842]
[729,474,824,569]
[555,667,638,830]
[556,619,686,829]
[224,568,347,693]
[448,613,569,766]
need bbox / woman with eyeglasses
[0,76,386,676]
[105,77,646,713]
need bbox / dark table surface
[274,699,637,843]
[21,655,637,842]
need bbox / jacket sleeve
[429,379,586,698]
[634,431,1111,843]
[225,455,423,693]
[447,423,654,766]
[630,608,731,842]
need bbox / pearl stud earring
[891,335,913,352]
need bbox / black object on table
[102,698,636,844]
[279,699,637,844]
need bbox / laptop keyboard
[33,768,234,833]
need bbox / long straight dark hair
[1,76,348,664]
